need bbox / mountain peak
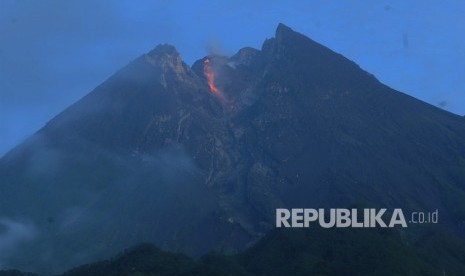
[142,44,197,86]
[262,23,315,56]
[145,44,185,72]
[275,23,293,36]
[148,44,179,57]
[275,23,307,43]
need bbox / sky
[0,0,464,157]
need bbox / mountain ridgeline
[3,227,465,275]
[0,24,465,274]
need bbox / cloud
[0,218,38,263]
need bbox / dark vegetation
[3,226,465,276]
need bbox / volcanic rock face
[1,23,465,273]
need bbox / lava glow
[203,58,233,111]
[203,58,220,94]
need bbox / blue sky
[1,0,464,156]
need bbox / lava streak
[203,58,220,94]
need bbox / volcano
[1,24,465,274]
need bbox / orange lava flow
[203,58,220,94]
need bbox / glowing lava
[203,57,234,111]
[203,58,220,94]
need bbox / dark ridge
[5,226,465,275]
